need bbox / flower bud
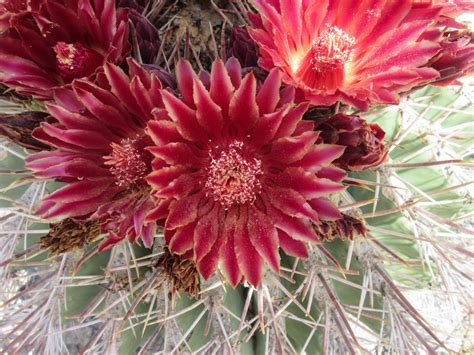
[128,9,160,64]
[315,113,388,171]
[117,0,149,13]
[429,30,474,86]
[228,25,259,68]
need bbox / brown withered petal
[155,248,200,299]
[40,219,100,255]
[0,112,51,151]
[314,214,367,242]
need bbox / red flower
[248,0,448,110]
[314,113,387,171]
[146,58,346,286]
[0,0,130,99]
[26,59,164,250]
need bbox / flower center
[296,26,355,90]
[311,26,355,72]
[104,137,149,187]
[205,141,263,209]
[53,42,96,80]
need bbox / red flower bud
[141,64,177,89]
[315,113,388,171]
[429,30,474,86]
[128,9,160,64]
[117,0,149,13]
[229,25,259,68]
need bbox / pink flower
[146,58,346,286]
[314,113,388,171]
[0,0,130,99]
[26,60,164,250]
[248,0,449,110]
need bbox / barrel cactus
[0,0,473,354]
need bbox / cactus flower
[248,0,449,110]
[26,60,164,250]
[146,58,346,286]
[0,0,130,99]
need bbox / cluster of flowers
[0,0,472,286]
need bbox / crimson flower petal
[210,58,234,116]
[193,75,224,137]
[161,90,206,142]
[169,222,196,255]
[278,230,308,258]
[166,192,203,230]
[193,206,220,263]
[234,208,264,286]
[256,69,282,115]
[229,73,259,134]
[248,206,280,272]
[270,131,319,164]
[265,187,317,220]
[219,208,242,287]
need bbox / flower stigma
[205,141,263,209]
